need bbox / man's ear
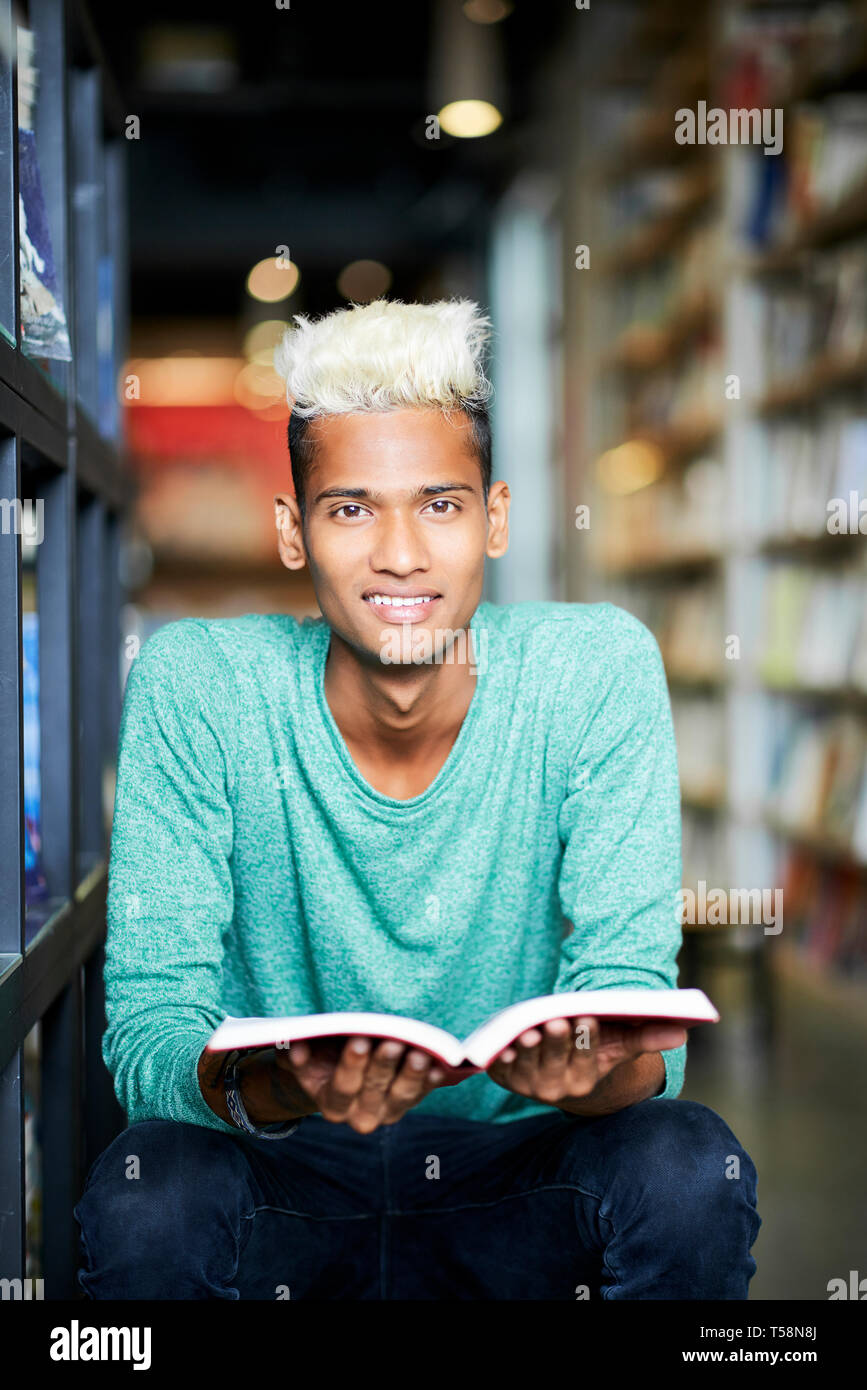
[485,480,510,559]
[274,493,308,570]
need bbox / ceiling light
[430,0,506,139]
[438,99,502,138]
[463,0,513,23]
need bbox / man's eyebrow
[312,482,478,505]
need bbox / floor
[681,940,867,1301]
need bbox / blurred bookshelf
[563,0,867,1018]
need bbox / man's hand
[279,1035,446,1133]
[485,1015,688,1116]
[199,1036,447,1134]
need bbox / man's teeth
[368,594,434,607]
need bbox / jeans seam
[387,1180,606,1217]
[593,1202,619,1298]
[242,1205,377,1223]
[75,1213,96,1299]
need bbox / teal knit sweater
[103,600,687,1135]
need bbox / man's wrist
[232,1048,316,1126]
[555,1051,666,1117]
[197,1045,314,1126]
[225,1053,303,1138]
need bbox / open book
[205,988,718,1081]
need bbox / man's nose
[368,509,430,573]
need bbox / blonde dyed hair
[273,297,493,417]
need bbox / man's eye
[425,499,458,515]
[334,504,366,519]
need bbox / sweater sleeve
[102,617,241,1134]
[553,611,687,1100]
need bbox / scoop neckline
[311,606,489,810]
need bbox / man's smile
[362,587,442,623]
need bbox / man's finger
[352,1040,406,1118]
[283,1036,347,1082]
[637,1023,688,1052]
[386,1048,432,1105]
[317,1036,373,1118]
[507,1029,544,1087]
[382,1049,445,1121]
[538,1017,573,1069]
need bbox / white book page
[205,1011,467,1069]
[461,988,720,1069]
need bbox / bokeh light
[246,257,300,303]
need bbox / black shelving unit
[0,0,130,1297]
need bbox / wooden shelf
[599,168,718,274]
[600,113,690,182]
[632,414,722,463]
[600,293,719,374]
[666,668,727,691]
[147,553,289,581]
[598,414,722,467]
[765,814,867,874]
[747,174,867,274]
[681,787,727,813]
[755,352,867,415]
[597,547,723,580]
[760,680,867,712]
[759,532,866,559]
[779,31,867,109]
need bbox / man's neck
[323,629,477,767]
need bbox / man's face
[280,408,508,665]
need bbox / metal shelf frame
[0,0,131,1298]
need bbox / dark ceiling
[84,0,569,321]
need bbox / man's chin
[326,621,431,669]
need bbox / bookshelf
[0,0,130,1296]
[562,1,867,1019]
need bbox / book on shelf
[769,711,867,855]
[779,850,867,984]
[851,765,867,863]
[822,716,867,844]
[22,612,48,906]
[760,564,867,691]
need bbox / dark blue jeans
[74,1099,761,1300]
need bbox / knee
[75,1120,249,1258]
[623,1100,759,1216]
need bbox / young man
[75,298,761,1300]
